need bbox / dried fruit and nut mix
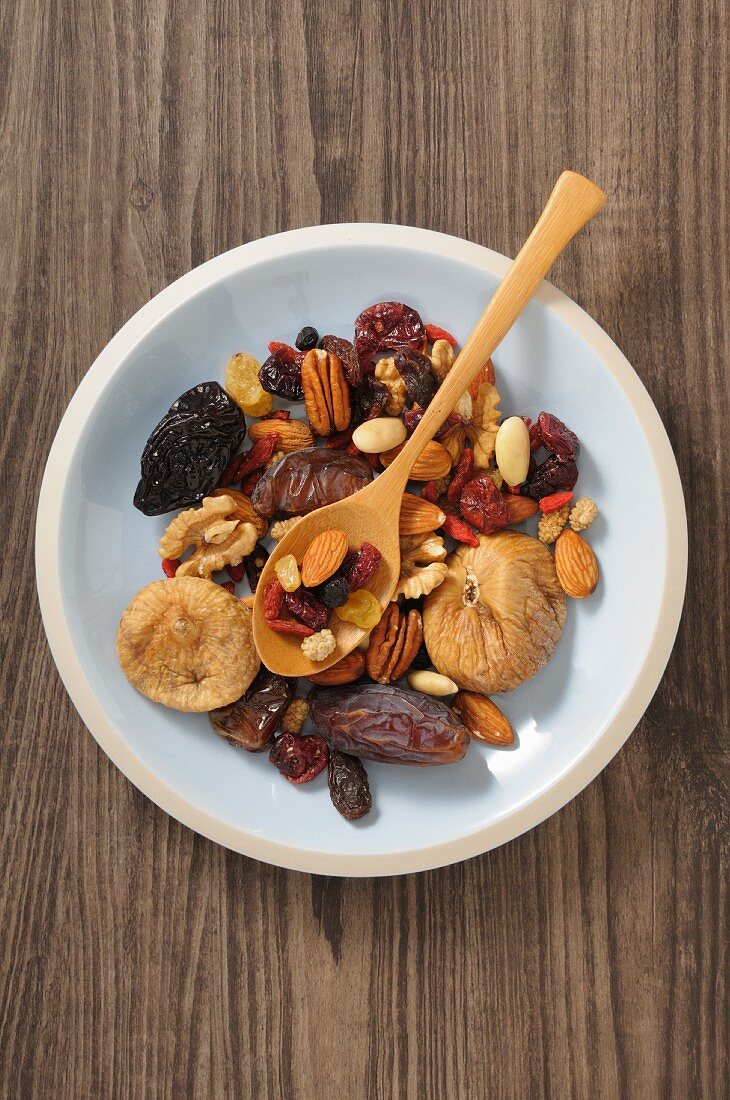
[117,299,601,822]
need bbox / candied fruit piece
[335,589,383,630]
[274,554,301,592]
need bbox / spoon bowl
[253,171,607,676]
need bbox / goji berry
[226,562,245,583]
[266,618,315,637]
[420,481,439,504]
[539,491,574,513]
[506,485,522,495]
[240,469,265,496]
[441,513,479,546]
[447,447,474,503]
[267,341,304,365]
[425,323,457,346]
[459,477,510,534]
[161,557,181,578]
[219,581,236,594]
[219,433,280,487]
[263,578,285,620]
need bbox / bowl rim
[35,223,687,876]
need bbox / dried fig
[116,577,259,711]
[422,532,566,693]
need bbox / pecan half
[366,603,423,683]
[301,348,351,437]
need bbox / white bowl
[35,224,687,876]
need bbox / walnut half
[159,495,258,579]
[394,533,448,600]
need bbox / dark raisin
[295,326,319,352]
[269,733,329,784]
[523,455,579,499]
[394,349,438,409]
[351,375,390,425]
[319,335,363,387]
[244,542,270,592]
[319,576,350,609]
[342,542,382,590]
[537,412,580,462]
[328,750,372,820]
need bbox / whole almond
[502,492,539,525]
[452,691,514,745]
[554,529,599,597]
[300,528,349,587]
[248,418,314,452]
[399,493,447,535]
[307,651,365,685]
[380,439,452,480]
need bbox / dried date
[328,750,372,820]
[251,447,373,517]
[209,670,296,752]
[309,682,470,765]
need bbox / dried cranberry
[459,477,510,533]
[351,375,389,424]
[320,334,363,387]
[244,542,269,592]
[537,412,580,461]
[447,447,474,503]
[420,481,440,504]
[161,557,180,578]
[226,562,245,583]
[326,429,354,449]
[394,348,438,409]
[403,407,425,434]
[295,326,319,352]
[260,350,304,401]
[268,409,291,421]
[284,589,329,631]
[267,341,303,364]
[354,301,426,358]
[441,513,479,546]
[424,323,457,346]
[523,455,579,499]
[343,542,382,590]
[269,733,329,784]
[219,581,236,594]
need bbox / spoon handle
[383,171,606,487]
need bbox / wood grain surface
[1,0,727,1096]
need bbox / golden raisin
[274,554,301,592]
[335,589,382,630]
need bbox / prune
[320,334,363,387]
[259,349,304,401]
[285,589,329,631]
[354,301,426,358]
[319,576,350,608]
[269,732,329,783]
[523,455,579,500]
[209,669,296,752]
[351,375,390,424]
[394,349,438,409]
[134,382,247,515]
[342,541,382,590]
[244,542,269,592]
[328,750,372,820]
[309,682,469,765]
[459,476,510,533]
[296,326,319,351]
[251,448,373,517]
[537,412,580,461]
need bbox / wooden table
[1,2,727,1096]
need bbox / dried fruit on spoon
[117,298,601,823]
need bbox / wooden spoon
[253,171,606,676]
